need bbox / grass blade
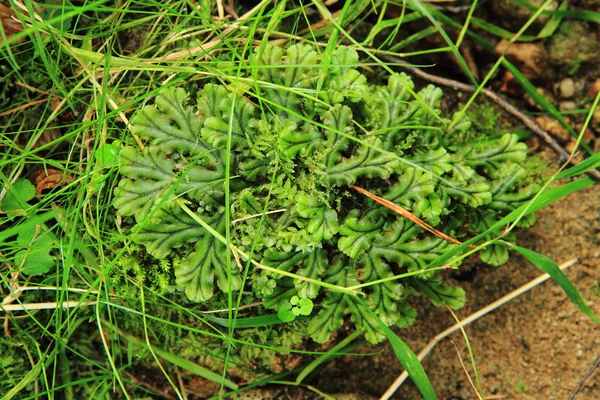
[354,296,437,399]
[555,152,600,179]
[512,245,600,325]
[124,334,238,390]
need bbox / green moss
[546,21,600,74]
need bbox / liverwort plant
[113,44,540,344]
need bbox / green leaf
[322,46,368,104]
[480,240,510,266]
[263,277,297,309]
[133,204,206,259]
[338,209,386,258]
[1,179,36,212]
[346,295,387,343]
[175,217,242,302]
[94,143,120,168]
[252,44,319,118]
[307,258,354,343]
[368,218,459,273]
[353,295,437,400]
[201,93,256,149]
[277,301,297,322]
[278,122,323,158]
[440,177,492,207]
[124,334,238,390]
[458,134,527,175]
[411,275,466,309]
[14,227,55,276]
[295,194,339,241]
[308,292,347,343]
[295,248,328,299]
[365,72,417,144]
[298,298,314,315]
[113,146,224,221]
[383,167,436,215]
[512,245,600,325]
[555,151,600,179]
[322,136,400,186]
[322,104,353,168]
[130,87,209,155]
[197,83,229,119]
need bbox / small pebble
[557,77,575,98]
[559,100,577,112]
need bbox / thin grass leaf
[502,60,592,154]
[427,177,595,270]
[555,152,600,179]
[512,244,600,325]
[537,0,568,38]
[356,296,436,399]
[203,313,283,328]
[407,0,477,85]
[0,209,61,242]
[125,335,238,390]
[295,330,362,384]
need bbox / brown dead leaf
[0,2,24,44]
[28,167,73,195]
[496,39,549,79]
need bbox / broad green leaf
[277,301,297,322]
[175,217,242,302]
[457,134,528,175]
[252,44,319,118]
[279,122,323,158]
[1,179,35,212]
[14,227,55,276]
[411,276,465,309]
[295,193,339,241]
[513,245,600,325]
[369,218,458,273]
[383,167,436,214]
[201,94,256,149]
[338,209,385,258]
[133,204,206,259]
[94,143,120,168]
[322,136,400,186]
[295,249,328,299]
[113,146,224,221]
[130,87,209,155]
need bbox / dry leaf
[496,39,549,79]
[0,2,24,44]
[29,167,73,195]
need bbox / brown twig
[352,185,475,248]
[379,54,600,182]
[569,355,600,400]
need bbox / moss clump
[546,21,600,75]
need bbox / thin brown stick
[569,355,600,400]
[449,340,483,400]
[379,54,600,182]
[352,185,473,247]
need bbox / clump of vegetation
[113,44,540,344]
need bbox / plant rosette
[113,44,540,344]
